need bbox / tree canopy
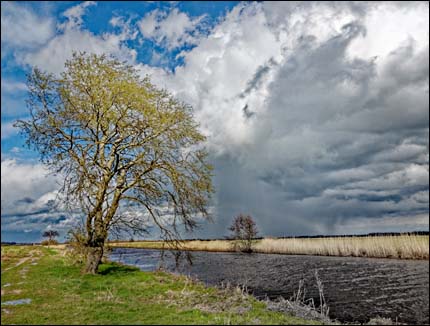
[42,230,59,240]
[16,52,214,273]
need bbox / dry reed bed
[253,235,429,259]
[109,235,429,260]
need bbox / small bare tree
[42,230,60,244]
[228,214,258,253]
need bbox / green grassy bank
[1,245,317,325]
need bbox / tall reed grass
[109,235,429,260]
[253,235,429,259]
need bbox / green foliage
[15,52,214,273]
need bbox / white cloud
[1,1,54,49]
[16,2,137,74]
[1,121,17,139]
[138,10,159,38]
[1,159,60,217]
[137,3,282,153]
[58,1,96,30]
[138,8,206,50]
[19,28,137,74]
[1,80,27,93]
[347,2,429,61]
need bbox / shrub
[41,239,59,246]
[65,227,88,265]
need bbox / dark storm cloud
[14,197,35,205]
[1,208,51,219]
[192,3,429,236]
[242,104,255,119]
[240,58,276,99]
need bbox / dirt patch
[19,267,29,279]
[3,257,31,272]
[12,255,39,279]
[10,289,22,295]
[1,289,22,296]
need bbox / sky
[1,1,429,242]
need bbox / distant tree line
[102,230,429,243]
[275,231,429,239]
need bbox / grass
[1,245,318,325]
[108,235,429,260]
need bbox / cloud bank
[1,1,428,240]
[136,2,429,236]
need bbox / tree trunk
[84,246,103,274]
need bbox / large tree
[16,53,213,274]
